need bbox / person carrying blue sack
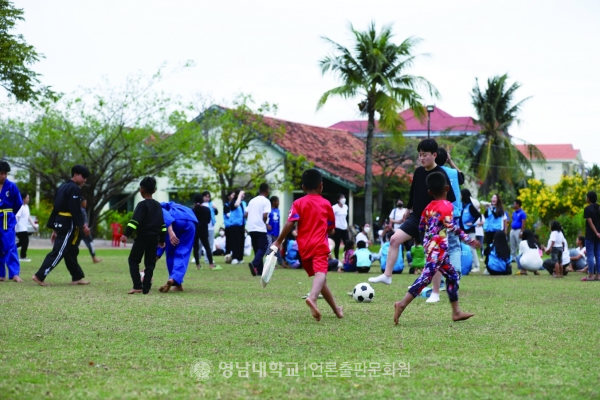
[156,201,198,293]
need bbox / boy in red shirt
[272,169,343,322]
[393,172,479,325]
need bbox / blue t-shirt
[511,208,527,230]
[267,208,280,236]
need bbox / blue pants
[0,226,20,279]
[585,239,600,275]
[447,230,462,278]
[249,231,268,275]
[164,220,195,285]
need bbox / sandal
[581,277,595,281]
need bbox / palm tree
[457,74,542,197]
[317,22,438,227]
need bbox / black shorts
[399,214,421,241]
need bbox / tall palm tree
[317,22,438,227]
[457,74,542,197]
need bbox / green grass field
[1,249,599,399]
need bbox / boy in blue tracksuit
[0,161,23,282]
[156,202,198,292]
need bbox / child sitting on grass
[272,169,343,322]
[393,172,479,325]
[341,240,355,272]
[352,240,372,273]
[409,237,424,275]
[486,231,513,275]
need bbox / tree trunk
[364,109,375,228]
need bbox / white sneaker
[426,293,440,303]
[471,268,480,273]
[484,269,490,275]
[19,258,31,262]
[231,259,240,265]
[368,274,392,285]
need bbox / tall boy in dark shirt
[120,177,166,294]
[33,165,90,286]
[370,139,455,286]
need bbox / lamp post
[426,105,435,139]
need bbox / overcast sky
[14,0,600,165]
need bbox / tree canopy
[0,0,47,101]
[0,71,193,233]
[455,74,542,198]
[318,21,438,227]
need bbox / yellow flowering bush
[518,175,600,242]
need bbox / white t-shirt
[245,195,271,233]
[518,240,543,271]
[549,231,567,248]
[475,216,484,236]
[15,204,30,233]
[332,203,348,230]
[214,235,226,250]
[389,207,407,230]
[355,232,369,245]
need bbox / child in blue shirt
[353,240,372,273]
[487,231,513,275]
[267,196,282,265]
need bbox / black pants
[487,265,513,275]
[193,226,213,265]
[16,231,29,259]
[333,228,349,260]
[249,231,268,275]
[128,235,158,292]
[35,216,85,282]
[228,225,245,261]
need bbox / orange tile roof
[263,116,391,189]
[515,144,581,161]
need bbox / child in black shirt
[121,177,166,294]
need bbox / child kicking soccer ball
[271,169,343,322]
[394,172,480,325]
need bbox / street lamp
[426,105,435,139]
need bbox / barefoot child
[120,177,166,294]
[394,172,480,325]
[271,169,343,321]
[370,139,456,286]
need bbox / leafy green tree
[0,71,194,233]
[371,136,416,217]
[317,22,438,227]
[168,96,311,200]
[456,74,542,198]
[587,164,600,180]
[0,0,48,101]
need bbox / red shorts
[302,255,329,277]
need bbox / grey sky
[15,0,600,165]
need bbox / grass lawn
[1,249,599,399]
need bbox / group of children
[4,138,479,324]
[339,236,425,275]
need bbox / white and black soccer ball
[352,282,375,303]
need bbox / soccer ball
[352,283,375,303]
